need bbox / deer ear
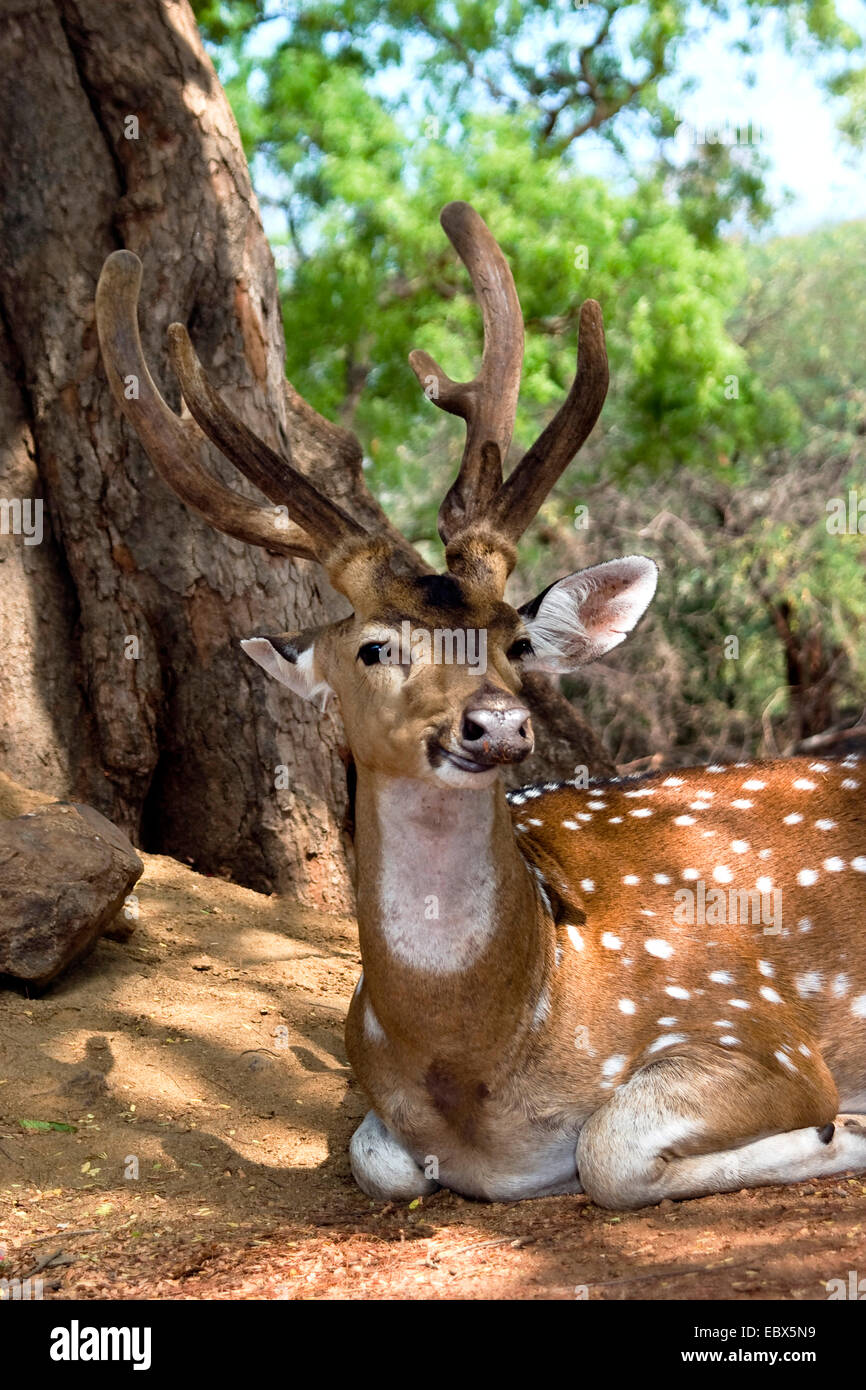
[241,630,333,711]
[519,556,658,673]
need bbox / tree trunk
[0,0,361,904]
[0,0,610,908]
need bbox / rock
[0,801,143,987]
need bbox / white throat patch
[372,779,500,973]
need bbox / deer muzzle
[459,691,534,766]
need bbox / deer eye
[357,642,387,667]
[507,637,534,662]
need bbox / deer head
[95,202,656,789]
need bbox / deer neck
[353,768,549,1057]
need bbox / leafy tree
[190,2,865,763]
[187,0,864,548]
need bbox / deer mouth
[442,747,494,773]
[428,738,495,775]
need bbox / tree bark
[0,0,611,908]
[0,0,362,904]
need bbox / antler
[96,250,370,565]
[487,297,609,544]
[97,204,609,598]
[415,207,609,565]
[409,202,524,543]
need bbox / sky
[663,3,866,234]
[246,0,866,240]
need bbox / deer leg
[576,1045,864,1210]
[349,1110,440,1201]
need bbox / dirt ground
[1,851,864,1301]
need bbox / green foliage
[736,219,866,435]
[190,2,865,759]
[563,220,866,763]
[187,0,864,544]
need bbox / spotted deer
[96,203,866,1209]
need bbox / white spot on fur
[364,1001,386,1043]
[797,868,818,886]
[602,932,623,951]
[646,1033,687,1054]
[618,999,636,1015]
[532,985,552,1029]
[795,972,822,998]
[645,939,674,959]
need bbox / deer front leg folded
[575,1042,865,1210]
[349,1110,441,1201]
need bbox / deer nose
[460,693,533,765]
